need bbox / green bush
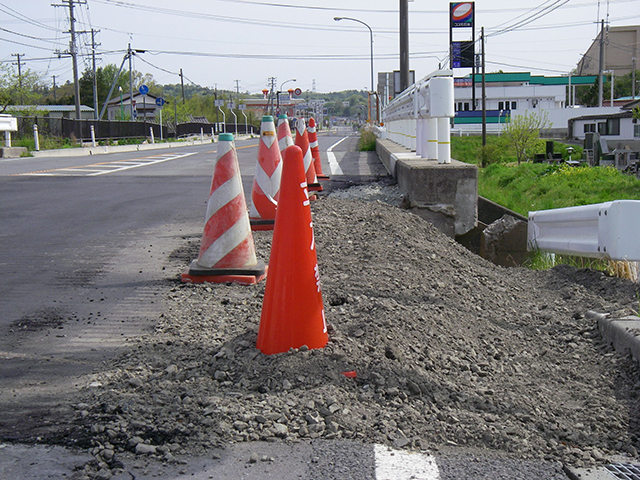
[358,129,377,151]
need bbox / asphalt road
[0,133,364,441]
[0,133,570,479]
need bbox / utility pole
[481,27,486,147]
[267,77,277,115]
[180,68,185,103]
[11,53,25,104]
[214,84,219,130]
[53,0,85,120]
[399,0,410,92]
[632,57,637,100]
[235,79,240,106]
[52,75,57,102]
[128,43,134,119]
[598,19,605,107]
[91,29,100,120]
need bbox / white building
[452,72,615,136]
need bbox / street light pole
[334,17,374,93]
[277,78,296,115]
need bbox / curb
[28,134,257,159]
[587,310,640,362]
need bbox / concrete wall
[376,138,478,237]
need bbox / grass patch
[358,129,377,151]
[451,135,583,166]
[479,163,640,217]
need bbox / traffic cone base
[250,218,275,231]
[182,260,267,285]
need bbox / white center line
[326,136,348,175]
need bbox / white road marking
[88,152,196,176]
[326,136,348,175]
[17,152,197,177]
[374,444,440,480]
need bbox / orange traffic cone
[250,115,282,231]
[294,118,323,192]
[277,114,294,156]
[308,117,329,180]
[182,133,266,285]
[256,145,329,355]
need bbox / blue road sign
[156,97,165,107]
[139,85,149,95]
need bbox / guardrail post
[33,124,40,151]
[5,131,11,148]
[90,125,97,147]
[200,127,204,143]
[426,118,438,160]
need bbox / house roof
[106,92,159,105]
[569,111,633,122]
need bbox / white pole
[437,117,451,164]
[90,125,96,147]
[150,126,155,144]
[426,117,438,160]
[200,127,204,143]
[415,118,423,157]
[5,131,11,148]
[611,72,615,107]
[33,124,40,151]
[159,108,163,141]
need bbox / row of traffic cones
[249,115,328,229]
[181,124,329,355]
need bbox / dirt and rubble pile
[74,187,640,472]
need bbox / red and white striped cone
[308,117,329,180]
[294,118,322,192]
[277,114,294,157]
[249,115,283,230]
[181,133,266,285]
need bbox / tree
[0,64,46,111]
[503,110,552,165]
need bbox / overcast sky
[1,0,639,96]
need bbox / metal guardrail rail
[528,200,640,261]
[380,69,455,164]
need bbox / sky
[1,0,639,96]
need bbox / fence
[380,69,455,163]
[14,116,257,142]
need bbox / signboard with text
[451,41,475,68]
[450,2,474,28]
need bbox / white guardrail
[379,69,454,164]
[528,200,640,261]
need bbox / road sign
[214,100,224,107]
[294,88,302,96]
[139,85,149,95]
[227,102,235,109]
[155,97,165,107]
[238,104,246,110]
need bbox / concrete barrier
[376,138,477,237]
[0,147,28,158]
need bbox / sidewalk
[26,134,256,159]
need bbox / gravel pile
[71,187,640,477]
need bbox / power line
[0,3,59,31]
